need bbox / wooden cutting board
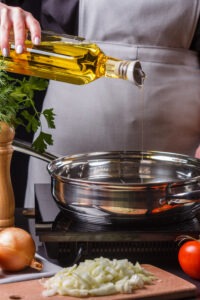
[0,264,197,300]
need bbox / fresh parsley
[0,66,55,153]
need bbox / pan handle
[12,139,58,163]
[160,181,200,206]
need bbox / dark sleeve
[40,0,79,35]
[1,0,41,21]
[1,0,79,35]
[190,16,200,52]
[0,1,24,5]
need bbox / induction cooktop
[32,184,200,266]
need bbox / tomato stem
[175,235,197,246]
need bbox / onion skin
[0,227,36,272]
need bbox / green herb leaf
[0,64,55,153]
[21,110,40,133]
[42,108,56,129]
[32,131,54,153]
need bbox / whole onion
[0,227,42,272]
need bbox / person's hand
[0,3,41,56]
[195,145,200,159]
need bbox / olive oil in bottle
[1,31,145,86]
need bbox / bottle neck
[105,58,146,87]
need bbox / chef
[0,0,200,208]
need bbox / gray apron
[25,0,200,207]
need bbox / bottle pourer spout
[123,60,146,87]
[133,61,146,87]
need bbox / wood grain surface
[0,264,197,300]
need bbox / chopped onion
[42,257,156,297]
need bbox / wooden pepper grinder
[0,122,15,229]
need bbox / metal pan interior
[47,150,200,186]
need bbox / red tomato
[178,240,200,280]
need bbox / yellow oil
[2,40,108,85]
[0,31,144,86]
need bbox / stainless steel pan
[13,139,200,225]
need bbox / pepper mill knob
[0,122,15,229]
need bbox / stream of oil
[140,86,145,183]
[121,86,145,184]
[140,86,145,161]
